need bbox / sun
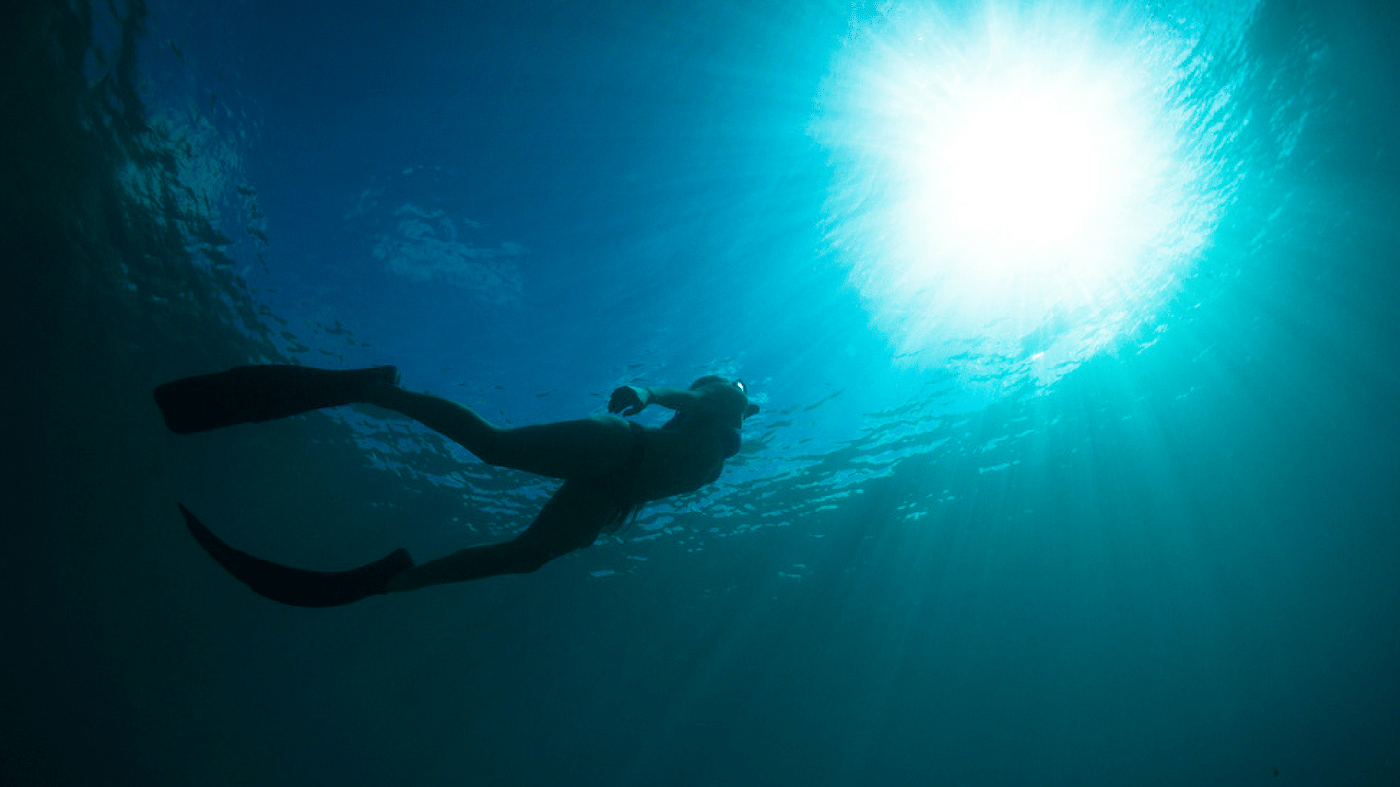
[938,89,1130,257]
[813,2,1230,386]
[902,59,1165,310]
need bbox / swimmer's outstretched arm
[607,385,699,416]
[608,384,750,425]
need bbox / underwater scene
[3,0,1398,784]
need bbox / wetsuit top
[662,410,742,458]
[721,426,741,458]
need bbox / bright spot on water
[813,2,1241,388]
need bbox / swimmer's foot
[154,364,401,434]
[358,365,401,405]
[180,504,414,606]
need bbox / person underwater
[154,364,760,607]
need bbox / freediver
[155,365,759,607]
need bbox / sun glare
[941,92,1126,253]
[813,3,1234,387]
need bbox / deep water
[3,1,1398,785]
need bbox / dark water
[3,1,1398,785]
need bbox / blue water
[4,0,1398,784]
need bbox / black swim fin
[153,365,398,434]
[179,504,414,607]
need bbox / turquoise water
[4,0,1398,784]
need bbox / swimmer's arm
[609,384,747,426]
[608,385,698,416]
[637,386,700,412]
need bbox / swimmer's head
[690,375,760,419]
[689,375,729,390]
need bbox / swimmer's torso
[629,422,732,501]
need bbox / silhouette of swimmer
[154,365,759,606]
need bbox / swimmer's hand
[608,385,650,416]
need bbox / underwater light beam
[814,3,1233,386]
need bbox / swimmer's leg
[154,365,400,434]
[364,382,634,481]
[387,482,616,592]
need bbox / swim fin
[179,504,414,607]
[153,365,399,434]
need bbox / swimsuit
[595,416,740,534]
[662,410,742,458]
[593,421,649,534]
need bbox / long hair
[601,500,646,536]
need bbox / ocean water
[3,0,1398,785]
